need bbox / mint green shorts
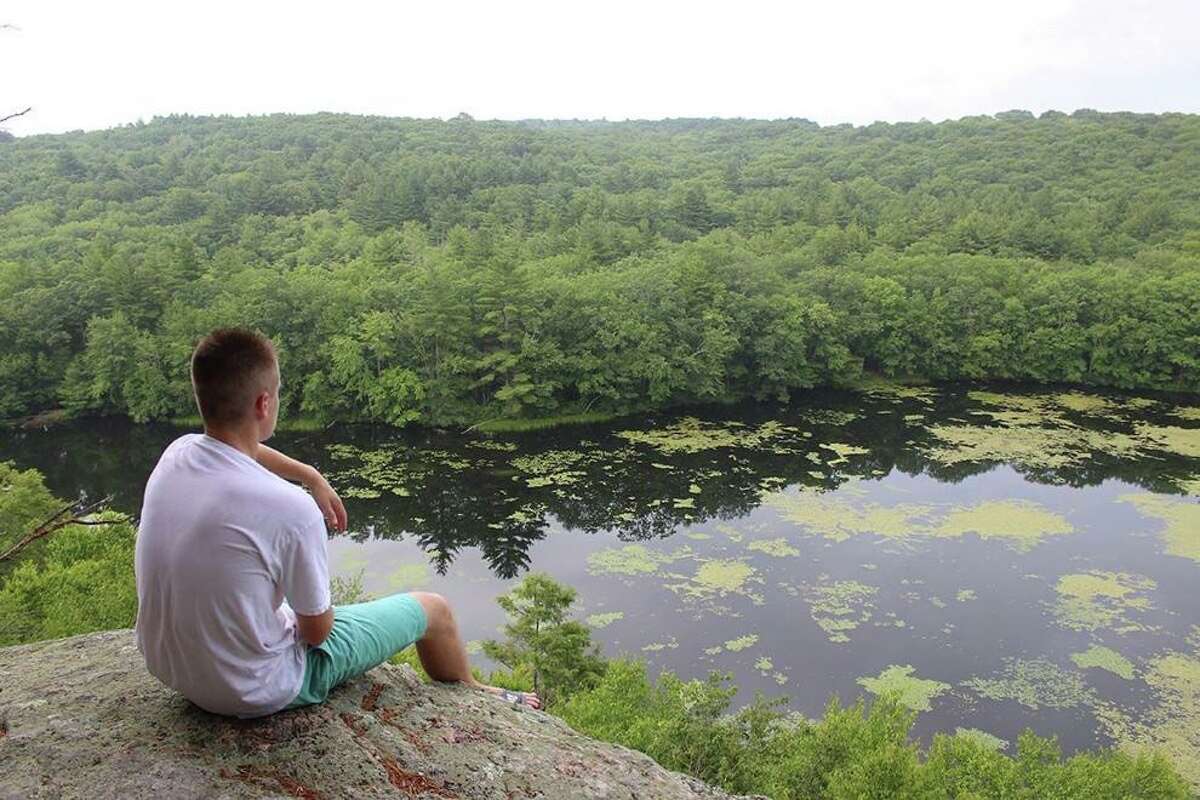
[284,593,428,710]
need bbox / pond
[3,384,1199,782]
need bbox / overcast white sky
[4,0,1199,136]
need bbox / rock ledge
[0,629,759,799]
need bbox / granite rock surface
[0,629,763,800]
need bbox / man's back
[134,433,330,718]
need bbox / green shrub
[558,665,1190,799]
[0,461,69,579]
[0,511,137,645]
[482,572,606,707]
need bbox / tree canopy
[1,111,1197,425]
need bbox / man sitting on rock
[134,327,540,718]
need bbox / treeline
[1,112,1197,424]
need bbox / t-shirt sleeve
[279,515,331,616]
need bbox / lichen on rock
[0,629,759,799]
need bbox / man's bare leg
[409,591,541,709]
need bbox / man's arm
[295,607,334,646]
[256,444,348,532]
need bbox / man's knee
[409,591,453,636]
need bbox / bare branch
[0,107,32,126]
[0,495,124,562]
[0,24,30,133]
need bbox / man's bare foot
[479,684,541,710]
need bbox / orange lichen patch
[555,758,591,778]
[379,756,458,798]
[375,707,435,756]
[340,708,456,797]
[340,711,368,737]
[441,722,491,745]
[219,765,324,800]
[362,681,386,712]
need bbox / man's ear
[254,390,271,420]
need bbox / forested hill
[1,111,1197,426]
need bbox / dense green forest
[1,111,1198,426]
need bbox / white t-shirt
[134,433,331,718]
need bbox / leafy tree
[482,573,606,706]
[0,112,1196,425]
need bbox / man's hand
[308,475,348,533]
[255,444,349,532]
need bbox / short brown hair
[190,328,278,426]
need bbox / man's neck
[203,425,261,460]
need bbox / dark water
[4,384,1199,763]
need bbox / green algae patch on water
[763,490,936,543]
[614,417,804,455]
[663,557,765,610]
[1070,645,1136,679]
[857,665,950,712]
[335,548,373,576]
[925,390,1154,470]
[746,537,801,557]
[585,611,624,629]
[805,579,878,644]
[820,442,871,465]
[867,385,939,405]
[967,391,1050,412]
[924,423,1076,470]
[954,728,1008,751]
[755,656,773,672]
[723,634,759,652]
[956,589,977,602]
[1052,571,1158,633]
[962,658,1095,710]
[466,438,519,452]
[642,637,679,652]
[933,500,1074,552]
[1097,647,1200,791]
[1120,493,1200,563]
[766,491,1071,552]
[1054,392,1118,415]
[694,559,756,592]
[386,562,430,591]
[511,448,600,488]
[325,444,415,498]
[587,544,680,578]
[1135,424,1200,459]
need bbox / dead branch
[0,495,123,562]
[0,107,32,126]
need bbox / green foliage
[0,461,67,574]
[559,668,1189,799]
[482,572,606,707]
[0,510,137,646]
[0,463,140,645]
[557,659,754,786]
[0,113,1197,427]
[329,568,372,606]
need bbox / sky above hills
[4,0,1199,136]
